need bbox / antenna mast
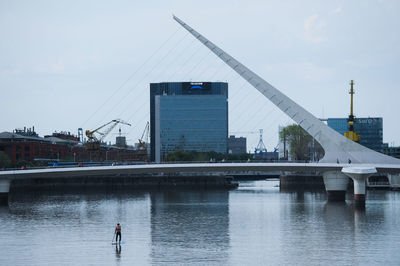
[344,80,360,142]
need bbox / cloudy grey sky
[1,0,399,151]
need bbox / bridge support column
[388,174,400,190]
[322,171,349,201]
[342,167,377,207]
[0,179,11,205]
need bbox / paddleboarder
[115,223,122,243]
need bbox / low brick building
[0,129,147,164]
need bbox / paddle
[111,231,116,244]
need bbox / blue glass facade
[327,117,383,152]
[150,82,228,162]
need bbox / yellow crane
[85,119,131,151]
[344,80,360,142]
[138,121,149,150]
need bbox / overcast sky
[1,0,399,151]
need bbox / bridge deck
[1,163,400,180]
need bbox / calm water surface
[1,180,400,265]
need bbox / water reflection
[1,188,152,266]
[149,190,230,265]
[1,182,400,265]
[115,244,121,260]
[279,187,328,201]
[229,181,400,265]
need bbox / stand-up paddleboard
[111,241,125,245]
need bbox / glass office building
[327,117,383,152]
[150,82,228,162]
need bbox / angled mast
[173,15,399,164]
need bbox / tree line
[279,124,324,161]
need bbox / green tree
[0,151,11,169]
[164,150,252,162]
[165,150,194,162]
[280,124,324,161]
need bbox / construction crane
[138,122,149,150]
[254,129,268,160]
[344,80,360,142]
[85,119,131,151]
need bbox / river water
[1,180,400,266]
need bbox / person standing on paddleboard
[115,223,122,243]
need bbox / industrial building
[0,127,145,166]
[0,128,82,164]
[228,135,246,154]
[150,82,228,162]
[327,117,383,152]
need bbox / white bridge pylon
[173,15,400,166]
[173,15,400,205]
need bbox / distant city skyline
[1,0,399,151]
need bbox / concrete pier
[0,179,10,204]
[322,171,349,201]
[388,174,400,190]
[279,174,324,189]
[342,167,377,207]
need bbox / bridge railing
[1,159,314,171]
[367,181,390,186]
